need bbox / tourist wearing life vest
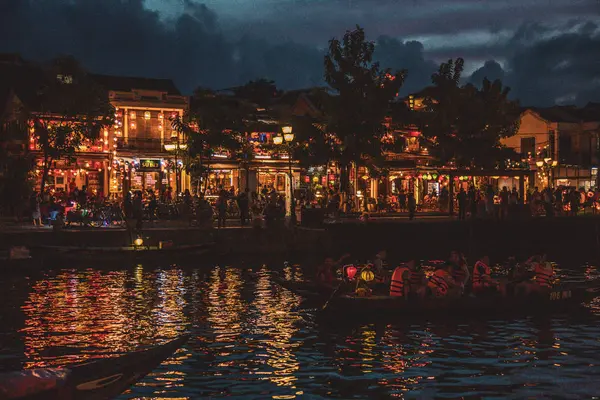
[472,256,505,295]
[533,261,554,290]
[427,264,459,297]
[521,254,554,294]
[406,260,427,299]
[389,264,409,298]
[449,251,470,288]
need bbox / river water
[1,262,600,399]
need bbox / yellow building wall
[501,110,557,158]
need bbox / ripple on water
[0,263,599,398]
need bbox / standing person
[499,186,509,220]
[468,186,477,219]
[216,191,227,228]
[133,191,143,231]
[485,185,495,218]
[398,189,407,213]
[123,191,133,219]
[457,187,467,220]
[30,192,41,226]
[407,192,416,220]
[237,188,250,226]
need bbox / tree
[0,121,34,218]
[324,26,406,193]
[32,56,114,194]
[415,58,520,168]
[232,79,282,108]
[171,88,253,194]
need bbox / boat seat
[0,368,70,399]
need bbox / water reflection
[17,266,190,398]
[2,262,600,398]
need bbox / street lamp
[274,126,296,225]
[164,138,187,194]
[536,158,558,188]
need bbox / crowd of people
[24,180,600,227]
[316,250,557,300]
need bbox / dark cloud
[0,0,599,107]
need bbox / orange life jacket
[534,262,553,287]
[428,269,450,296]
[390,266,409,297]
[472,261,492,289]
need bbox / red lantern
[345,265,357,280]
[304,176,310,183]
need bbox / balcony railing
[116,137,165,151]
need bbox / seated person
[518,254,554,295]
[407,260,427,299]
[449,251,470,289]
[316,254,350,287]
[389,264,410,298]
[472,256,505,296]
[427,263,461,298]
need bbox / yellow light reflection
[19,267,190,397]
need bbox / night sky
[1,0,599,106]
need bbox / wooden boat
[323,284,600,316]
[0,335,189,400]
[271,273,341,301]
[34,243,214,264]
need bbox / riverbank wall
[1,217,599,265]
[325,217,600,265]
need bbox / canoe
[0,334,189,400]
[324,285,600,316]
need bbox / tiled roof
[90,74,181,95]
[529,105,600,123]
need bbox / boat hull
[0,335,189,400]
[325,286,599,317]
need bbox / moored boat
[0,334,189,400]
[33,243,214,264]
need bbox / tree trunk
[202,158,211,196]
[40,156,50,195]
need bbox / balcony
[116,137,165,152]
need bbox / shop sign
[139,159,161,172]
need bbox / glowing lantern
[134,237,144,247]
[144,111,151,120]
[361,269,375,282]
[345,265,357,280]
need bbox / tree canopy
[33,56,114,193]
[323,26,406,190]
[414,58,520,168]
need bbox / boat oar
[321,282,343,311]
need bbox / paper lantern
[345,265,357,280]
[361,269,375,282]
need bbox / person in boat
[472,256,506,296]
[427,263,461,298]
[372,250,388,283]
[407,260,428,299]
[519,254,554,294]
[389,263,410,298]
[316,254,350,287]
[449,251,470,289]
